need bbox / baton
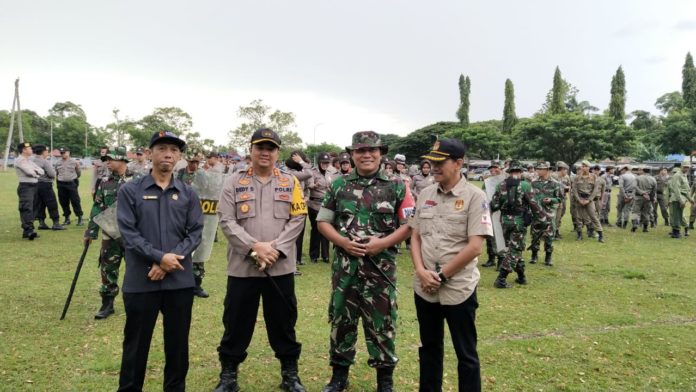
[249,252,296,313]
[60,241,90,320]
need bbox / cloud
[644,56,667,64]
[674,20,696,31]
[613,20,659,37]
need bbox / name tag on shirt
[143,195,158,200]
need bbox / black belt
[58,180,76,183]
[310,197,323,201]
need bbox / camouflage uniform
[529,163,562,264]
[551,162,571,238]
[490,160,546,284]
[316,132,406,371]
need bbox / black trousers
[308,207,329,261]
[415,290,480,392]
[217,274,301,364]
[118,288,194,392]
[34,182,60,221]
[57,180,83,218]
[295,216,306,262]
[17,183,37,232]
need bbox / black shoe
[297,259,305,265]
[322,258,329,263]
[279,359,306,392]
[587,229,595,238]
[544,252,553,266]
[514,269,527,285]
[665,219,669,226]
[63,218,71,226]
[481,259,496,268]
[22,231,39,240]
[94,296,115,319]
[670,229,682,239]
[494,270,512,288]
[597,231,604,243]
[529,250,538,264]
[214,361,240,392]
[322,366,349,392]
[193,277,209,298]
[52,223,67,230]
[38,220,50,230]
[690,223,695,230]
[76,216,84,226]
[576,231,582,241]
[642,224,648,232]
[376,367,394,392]
[631,224,637,233]
[311,259,318,264]
[622,221,628,229]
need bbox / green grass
[1,172,695,391]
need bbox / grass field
[1,170,695,391]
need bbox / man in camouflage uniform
[481,160,503,268]
[667,163,693,238]
[591,165,606,230]
[490,160,546,288]
[317,131,412,392]
[654,167,670,226]
[572,161,605,242]
[631,165,657,232]
[551,161,571,239]
[529,162,562,266]
[84,147,133,319]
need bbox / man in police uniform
[15,142,44,239]
[116,131,203,391]
[216,128,308,392]
[307,152,334,263]
[127,147,151,176]
[317,131,412,392]
[91,146,110,198]
[32,144,65,230]
[409,138,492,392]
[338,152,353,175]
[55,147,84,225]
[85,147,133,319]
[654,167,670,226]
[631,165,657,232]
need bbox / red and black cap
[421,138,465,162]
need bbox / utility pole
[3,78,23,170]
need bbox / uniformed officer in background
[307,152,335,263]
[215,128,308,392]
[529,162,562,266]
[572,161,604,242]
[55,147,84,226]
[551,161,571,239]
[337,152,353,175]
[84,147,133,319]
[91,146,110,198]
[32,144,65,231]
[15,142,44,240]
[654,167,670,226]
[127,147,151,176]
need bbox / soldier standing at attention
[15,142,44,240]
[572,161,604,242]
[32,144,65,231]
[84,147,133,319]
[215,129,308,392]
[667,163,693,238]
[409,138,492,392]
[654,167,671,226]
[317,131,412,392]
[55,147,84,226]
[617,165,637,229]
[529,162,562,266]
[490,160,545,288]
[551,161,571,239]
[116,131,203,391]
[307,152,335,263]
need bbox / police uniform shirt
[33,156,56,182]
[409,176,493,305]
[307,167,335,211]
[15,155,44,183]
[117,174,204,293]
[218,167,308,278]
[55,158,81,181]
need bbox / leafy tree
[654,92,684,115]
[304,142,344,163]
[139,107,193,136]
[540,69,580,114]
[48,101,96,156]
[446,120,511,159]
[609,66,626,121]
[658,109,696,155]
[502,79,517,132]
[227,99,302,156]
[393,122,451,161]
[379,133,404,156]
[549,67,566,115]
[682,52,696,110]
[456,75,471,126]
[629,110,661,132]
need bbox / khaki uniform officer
[216,128,308,392]
[410,138,493,392]
[572,160,604,242]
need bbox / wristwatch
[435,264,448,283]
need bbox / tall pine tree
[456,74,471,126]
[609,66,626,121]
[550,67,565,115]
[682,52,696,110]
[502,78,517,132]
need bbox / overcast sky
[1,0,695,149]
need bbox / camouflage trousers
[690,201,696,225]
[500,216,526,273]
[630,196,652,225]
[193,262,205,279]
[328,253,398,368]
[529,218,554,253]
[99,238,124,298]
[616,194,625,224]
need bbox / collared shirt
[619,172,636,196]
[117,174,203,293]
[91,160,109,191]
[307,167,335,211]
[409,176,493,305]
[127,160,151,176]
[218,167,307,277]
[33,156,56,183]
[55,158,81,181]
[15,155,44,183]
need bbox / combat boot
[529,250,538,264]
[576,230,583,241]
[94,296,115,320]
[642,224,649,232]
[376,367,394,392]
[62,217,71,225]
[587,229,595,238]
[664,218,669,226]
[597,231,604,243]
[481,257,496,268]
[622,221,628,229]
[631,221,638,232]
[279,359,306,392]
[321,365,349,392]
[544,251,553,266]
[214,360,240,392]
[514,268,527,285]
[690,222,695,230]
[193,276,209,298]
[494,270,512,288]
[38,219,50,230]
[76,215,84,226]
[52,219,66,230]
[670,229,682,239]
[685,228,689,237]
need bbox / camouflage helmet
[535,161,550,170]
[507,159,524,172]
[101,146,129,163]
[346,130,388,154]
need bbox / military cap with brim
[317,152,331,163]
[535,161,550,169]
[136,147,145,154]
[59,147,69,153]
[421,138,465,162]
[149,131,186,151]
[338,152,351,164]
[251,128,281,148]
[507,159,524,171]
[580,160,591,167]
[18,142,32,152]
[556,161,569,169]
[101,146,130,162]
[346,130,388,153]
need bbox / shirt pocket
[235,192,256,219]
[443,212,468,239]
[418,212,435,236]
[274,192,291,219]
[371,199,396,233]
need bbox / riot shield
[190,170,227,263]
[484,174,507,253]
[93,203,121,240]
